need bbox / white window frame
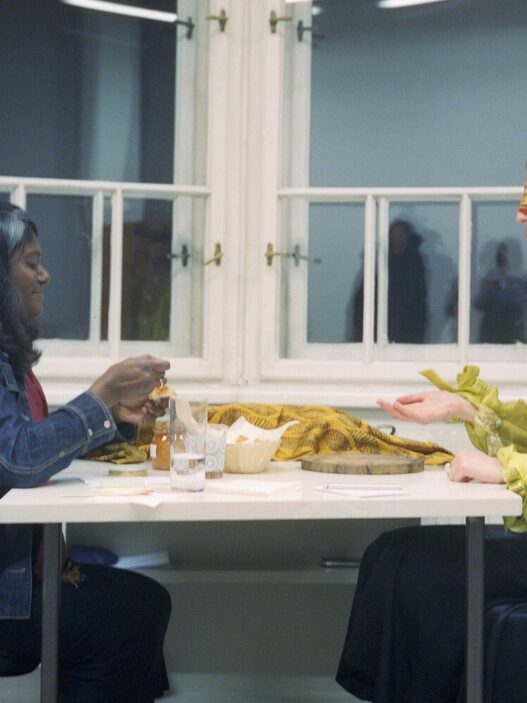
[246,0,527,407]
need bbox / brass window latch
[175,17,195,40]
[206,9,228,32]
[166,244,191,267]
[269,10,292,34]
[265,243,322,267]
[203,242,223,266]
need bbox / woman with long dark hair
[0,202,172,702]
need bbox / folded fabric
[207,404,452,465]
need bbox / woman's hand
[377,390,476,425]
[113,398,166,427]
[447,448,504,484]
[89,355,170,409]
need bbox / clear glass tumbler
[205,423,227,479]
[169,397,207,492]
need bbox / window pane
[120,196,205,355]
[309,203,364,344]
[470,202,527,344]
[281,200,365,355]
[0,0,180,183]
[121,199,173,341]
[285,0,526,187]
[385,203,459,346]
[26,195,93,340]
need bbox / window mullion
[363,194,376,363]
[108,189,123,360]
[89,192,104,345]
[458,193,472,362]
[376,197,390,352]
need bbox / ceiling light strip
[61,0,178,23]
[378,0,448,8]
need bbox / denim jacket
[0,351,120,619]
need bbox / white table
[0,460,522,703]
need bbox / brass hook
[203,242,223,266]
[265,243,322,267]
[207,9,228,32]
[269,10,292,34]
[265,243,291,266]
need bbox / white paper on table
[82,476,170,489]
[314,485,407,498]
[206,480,301,496]
[225,417,299,444]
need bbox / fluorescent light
[61,0,178,23]
[378,0,448,8]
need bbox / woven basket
[224,441,279,474]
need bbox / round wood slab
[301,454,424,475]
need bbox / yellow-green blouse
[423,365,527,532]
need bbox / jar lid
[153,419,169,432]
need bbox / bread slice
[149,385,177,401]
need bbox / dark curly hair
[0,202,41,378]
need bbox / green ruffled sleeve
[422,366,527,531]
[497,445,527,533]
[421,366,527,457]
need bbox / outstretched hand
[377,390,476,425]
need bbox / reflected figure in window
[473,239,527,343]
[387,219,428,343]
[346,219,428,343]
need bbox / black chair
[484,599,527,702]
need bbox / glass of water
[169,397,207,492]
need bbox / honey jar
[150,419,170,470]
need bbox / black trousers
[336,525,527,703]
[0,563,171,703]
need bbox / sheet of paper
[206,480,301,496]
[314,485,407,498]
[82,476,170,489]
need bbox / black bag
[485,599,527,702]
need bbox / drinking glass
[205,423,227,479]
[169,397,207,492]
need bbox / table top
[0,460,521,524]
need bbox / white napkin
[206,480,301,496]
[225,417,299,444]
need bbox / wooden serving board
[301,454,424,475]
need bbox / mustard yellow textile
[86,403,451,466]
[207,403,452,464]
[85,442,148,464]
[422,365,527,531]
